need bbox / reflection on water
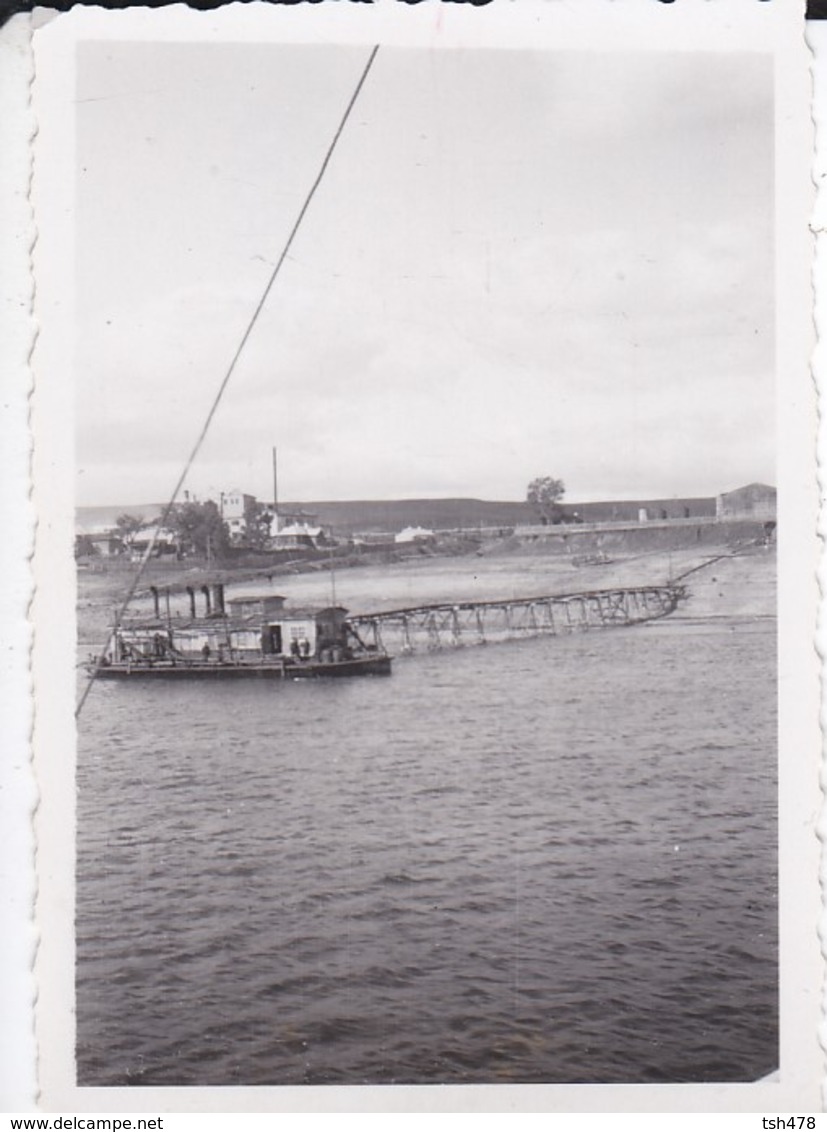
[76,618,777,1086]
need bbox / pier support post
[373,621,383,652]
[426,611,440,650]
[475,608,486,644]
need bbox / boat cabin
[226,593,287,619]
[259,605,350,661]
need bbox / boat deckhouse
[225,593,320,658]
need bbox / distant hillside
[78,495,716,535]
[75,498,533,535]
[76,504,165,533]
[308,496,716,533]
[304,498,534,533]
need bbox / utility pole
[272,446,279,533]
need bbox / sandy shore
[76,541,776,646]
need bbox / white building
[128,524,180,559]
[270,521,323,550]
[221,490,257,543]
[395,525,435,544]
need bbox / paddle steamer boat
[91,590,392,680]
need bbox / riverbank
[76,536,776,647]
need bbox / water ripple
[76,621,777,1086]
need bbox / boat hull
[91,654,393,680]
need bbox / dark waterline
[76,619,777,1086]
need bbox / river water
[75,616,777,1086]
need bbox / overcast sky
[75,43,774,507]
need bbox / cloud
[75,43,775,506]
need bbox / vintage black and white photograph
[28,1,820,1112]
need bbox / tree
[169,500,230,560]
[244,503,274,550]
[75,534,99,558]
[115,513,146,547]
[526,476,566,524]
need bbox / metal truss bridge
[346,584,685,656]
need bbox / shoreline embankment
[76,519,776,647]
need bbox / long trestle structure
[346,585,685,655]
